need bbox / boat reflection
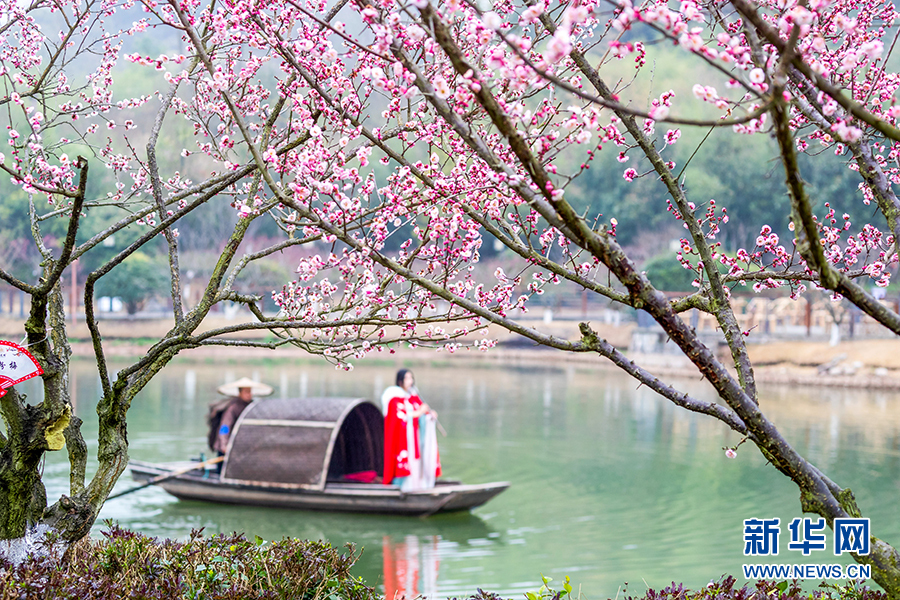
[115,496,493,537]
[383,535,440,600]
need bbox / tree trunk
[0,278,95,555]
[860,540,900,598]
[0,397,47,539]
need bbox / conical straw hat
[216,376,274,397]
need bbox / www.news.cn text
[742,564,871,580]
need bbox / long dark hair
[396,369,413,387]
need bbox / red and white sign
[0,341,43,397]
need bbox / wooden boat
[128,396,509,516]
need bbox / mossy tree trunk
[0,156,279,546]
[0,6,344,548]
[0,165,88,542]
[304,4,900,594]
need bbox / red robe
[383,394,441,485]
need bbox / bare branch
[37,158,88,294]
[146,60,201,326]
[578,323,749,434]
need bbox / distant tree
[642,253,697,293]
[0,192,43,282]
[94,252,169,314]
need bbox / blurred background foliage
[94,252,170,314]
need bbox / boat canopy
[222,397,384,489]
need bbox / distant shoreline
[3,316,899,390]
[67,340,900,391]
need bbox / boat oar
[107,456,225,500]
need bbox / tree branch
[37,158,88,294]
[578,323,749,433]
[769,74,900,335]
[732,0,900,143]
[146,60,200,326]
[528,8,761,402]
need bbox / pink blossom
[678,31,703,51]
[482,12,502,31]
[831,121,863,143]
[406,25,426,42]
[748,68,766,84]
[649,105,669,120]
[860,40,884,60]
[609,41,633,58]
[432,76,451,99]
[725,448,737,459]
[692,84,717,102]
[788,6,814,26]
[520,2,545,24]
[546,30,572,64]
[665,129,681,145]
[835,14,857,33]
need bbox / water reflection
[185,370,196,405]
[28,357,900,597]
[383,536,440,600]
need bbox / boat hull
[129,460,508,516]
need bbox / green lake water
[31,357,900,598]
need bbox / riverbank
[3,315,900,389]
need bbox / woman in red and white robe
[382,369,441,491]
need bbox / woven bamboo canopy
[222,397,384,489]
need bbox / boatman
[207,376,273,458]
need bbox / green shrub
[2,531,887,600]
[0,523,376,600]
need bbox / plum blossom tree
[259,0,900,591]
[0,0,480,557]
[4,0,900,593]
